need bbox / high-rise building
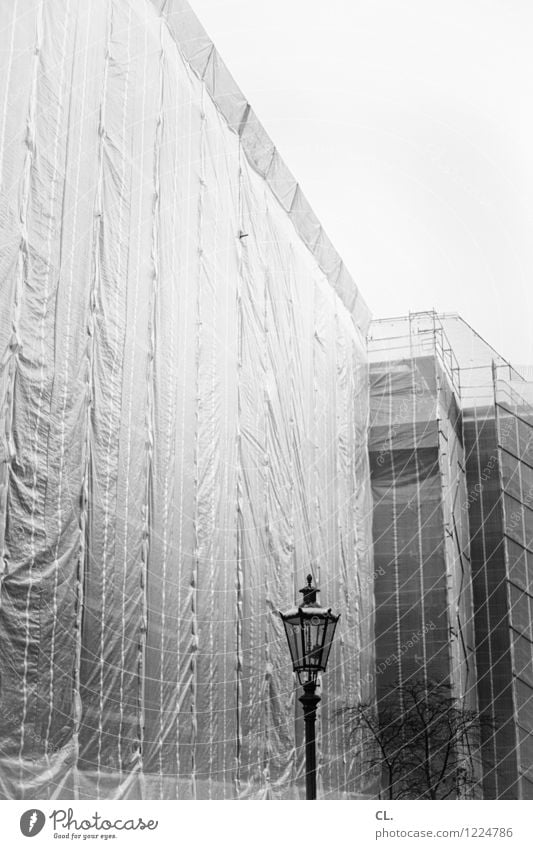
[369,312,533,799]
[0,0,374,799]
[368,316,479,797]
[441,316,533,800]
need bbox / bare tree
[340,679,485,800]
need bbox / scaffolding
[368,314,479,798]
[369,310,533,799]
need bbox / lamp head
[280,575,340,686]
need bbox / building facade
[0,0,374,799]
[368,319,478,796]
[369,312,533,799]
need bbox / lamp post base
[299,681,321,800]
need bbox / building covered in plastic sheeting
[0,0,375,799]
[434,314,533,798]
[368,317,478,736]
[442,315,533,800]
[369,312,533,799]
[492,378,533,799]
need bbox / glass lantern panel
[319,616,339,669]
[282,614,304,669]
[303,617,326,668]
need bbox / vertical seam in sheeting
[113,0,133,788]
[207,101,221,801]
[143,20,164,799]
[36,0,70,766]
[77,0,111,799]
[119,3,145,780]
[221,140,233,799]
[262,195,270,799]
[319,289,330,793]
[364,355,372,708]
[0,0,18,186]
[317,289,332,794]
[94,0,112,800]
[411,363,427,694]
[331,295,341,798]
[474,407,497,794]
[493,387,521,798]
[286,242,297,794]
[389,372,404,713]
[159,22,177,799]
[349,322,361,772]
[175,69,194,803]
[234,146,244,799]
[17,0,43,782]
[0,0,22,579]
[311,278,319,797]
[138,18,163,798]
[46,0,77,762]
[191,85,207,801]
[71,1,92,794]
[336,309,348,796]
[436,360,455,702]
[351,341,360,710]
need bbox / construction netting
[494,377,533,799]
[441,317,533,799]
[369,311,533,800]
[0,0,374,799]
[433,314,529,798]
[367,326,476,714]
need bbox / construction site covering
[368,316,476,717]
[369,312,533,799]
[0,0,374,799]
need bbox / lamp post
[280,574,340,800]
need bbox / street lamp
[280,574,340,800]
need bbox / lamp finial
[299,574,319,607]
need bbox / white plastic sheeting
[0,0,374,798]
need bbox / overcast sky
[190,0,533,367]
